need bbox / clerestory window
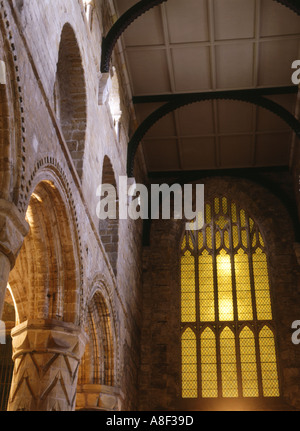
[181,196,280,399]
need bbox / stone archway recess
[6,179,86,412]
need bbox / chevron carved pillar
[7,320,87,411]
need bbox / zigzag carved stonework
[7,319,87,411]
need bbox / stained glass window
[181,197,279,399]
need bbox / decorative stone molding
[0,199,29,268]
[7,319,87,411]
[76,384,123,411]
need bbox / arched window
[180,196,279,399]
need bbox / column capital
[11,319,87,361]
[0,199,29,268]
[8,319,88,411]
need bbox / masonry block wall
[0,0,146,410]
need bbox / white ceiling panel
[171,46,211,91]
[122,8,165,46]
[219,135,253,168]
[165,0,209,44]
[260,0,300,37]
[177,102,215,136]
[215,43,255,89]
[256,107,291,132]
[258,39,300,86]
[255,132,291,165]
[142,139,180,171]
[181,137,216,170]
[213,0,256,41]
[217,100,254,134]
[126,49,171,94]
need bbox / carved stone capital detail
[0,200,29,267]
[7,319,87,411]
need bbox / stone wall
[0,0,146,411]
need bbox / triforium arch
[76,279,121,411]
[54,23,87,181]
[6,167,86,411]
[99,155,119,276]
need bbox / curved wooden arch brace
[101,0,167,72]
[101,0,300,73]
[127,88,300,177]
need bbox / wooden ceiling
[114,0,300,173]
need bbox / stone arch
[76,280,121,411]
[99,156,119,276]
[8,176,81,325]
[54,23,87,180]
[78,290,115,386]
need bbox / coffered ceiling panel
[213,0,256,41]
[114,0,300,174]
[165,0,209,43]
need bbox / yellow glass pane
[205,226,212,249]
[252,231,257,248]
[206,203,212,224]
[181,251,196,322]
[240,210,246,227]
[201,328,218,398]
[220,327,238,397]
[216,216,228,230]
[249,218,254,232]
[232,225,239,249]
[241,229,248,248]
[259,233,265,248]
[239,327,259,397]
[224,230,230,249]
[231,203,237,223]
[182,328,198,398]
[215,197,220,214]
[222,197,228,214]
[199,252,215,322]
[217,251,233,321]
[253,249,272,320]
[234,251,253,320]
[259,326,279,397]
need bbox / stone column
[7,319,87,411]
[0,199,29,317]
[76,384,123,411]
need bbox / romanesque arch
[76,281,121,411]
[99,155,119,276]
[54,23,87,181]
[6,173,86,411]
